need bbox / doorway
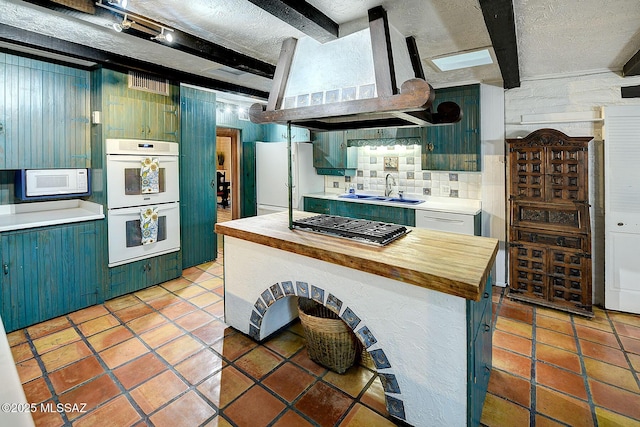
[216,127,241,222]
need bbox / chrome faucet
[385,173,396,197]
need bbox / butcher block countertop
[215,211,499,301]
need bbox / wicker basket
[297,298,360,374]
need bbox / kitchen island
[215,211,498,426]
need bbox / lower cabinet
[107,251,182,300]
[0,221,105,332]
[303,197,415,226]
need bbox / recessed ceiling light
[430,49,493,72]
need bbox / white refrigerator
[256,141,325,215]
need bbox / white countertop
[0,200,104,232]
[304,192,482,215]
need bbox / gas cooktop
[292,214,410,246]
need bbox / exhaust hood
[250,7,462,132]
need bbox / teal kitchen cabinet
[0,221,104,332]
[422,84,480,171]
[303,196,414,226]
[107,251,181,300]
[312,131,357,176]
[0,53,91,169]
[303,197,335,214]
[264,123,310,142]
[344,127,423,145]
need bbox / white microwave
[15,168,91,201]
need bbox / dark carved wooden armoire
[506,128,594,317]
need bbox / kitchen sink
[338,194,424,205]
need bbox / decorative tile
[357,184,364,190]
[297,94,309,107]
[449,173,458,181]
[357,170,363,177]
[423,188,431,195]
[378,373,401,394]
[370,170,377,178]
[270,283,284,300]
[310,286,324,304]
[311,92,323,105]
[325,89,339,104]
[250,311,263,327]
[249,324,261,341]
[385,395,406,420]
[358,84,375,99]
[357,326,377,348]
[370,157,377,164]
[341,307,361,330]
[345,175,351,182]
[407,157,415,165]
[369,349,391,369]
[296,282,309,298]
[342,86,356,101]
[284,97,295,109]
[325,294,343,314]
[254,298,267,316]
[450,190,459,198]
[407,171,415,179]
[423,172,431,180]
[281,281,295,296]
[261,289,275,307]
[333,181,340,188]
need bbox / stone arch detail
[247,280,406,422]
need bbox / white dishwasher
[415,209,478,236]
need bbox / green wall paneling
[180,85,217,268]
[264,124,310,142]
[422,84,480,171]
[240,140,256,218]
[0,53,90,169]
[0,221,104,332]
[107,251,181,300]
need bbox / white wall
[504,71,640,305]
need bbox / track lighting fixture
[152,28,174,43]
[112,14,133,32]
[97,0,174,43]
[107,0,128,8]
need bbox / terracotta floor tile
[126,312,168,334]
[156,334,204,365]
[536,362,588,400]
[595,407,640,427]
[87,325,134,352]
[536,315,574,336]
[608,311,640,328]
[58,374,120,420]
[30,402,65,427]
[174,310,215,331]
[73,395,141,427]
[196,366,254,409]
[291,348,328,376]
[22,377,52,404]
[160,300,197,320]
[175,348,225,385]
[492,347,532,378]
[27,316,71,340]
[77,314,121,337]
[495,317,533,339]
[536,385,594,427]
[499,304,533,324]
[149,390,216,427]
[134,285,171,302]
[583,357,640,392]
[139,323,183,348]
[614,321,640,340]
[130,370,188,414]
[182,269,215,283]
[621,336,640,355]
[105,294,140,312]
[32,327,81,355]
[160,276,192,292]
[535,343,582,373]
[112,352,167,390]
[7,329,27,346]
[574,314,613,333]
[286,320,305,337]
[40,340,92,372]
[536,328,577,352]
[188,291,223,308]
[147,293,181,310]
[339,403,397,427]
[575,324,620,348]
[225,385,286,427]
[535,307,573,322]
[534,414,567,427]
[204,301,225,318]
[211,332,257,361]
[10,341,33,363]
[203,263,224,277]
[493,330,532,356]
[174,284,208,299]
[264,330,306,358]
[113,303,153,323]
[263,362,316,402]
[236,346,284,379]
[191,319,229,345]
[198,277,225,291]
[202,415,233,427]
[295,381,352,426]
[589,379,640,420]
[359,378,388,417]
[480,394,529,427]
[99,337,149,369]
[271,410,314,427]
[68,305,110,325]
[580,339,629,368]
[487,368,531,407]
[629,353,640,372]
[49,355,105,394]
[323,364,375,398]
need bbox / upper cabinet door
[0,56,90,169]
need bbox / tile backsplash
[323,145,482,200]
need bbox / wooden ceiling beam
[623,48,640,76]
[478,0,520,89]
[246,0,338,43]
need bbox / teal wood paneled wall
[180,85,218,268]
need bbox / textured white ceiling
[1,0,639,99]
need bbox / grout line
[529,305,537,427]
[570,312,598,426]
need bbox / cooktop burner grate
[292,214,409,246]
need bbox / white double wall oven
[106,139,180,267]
